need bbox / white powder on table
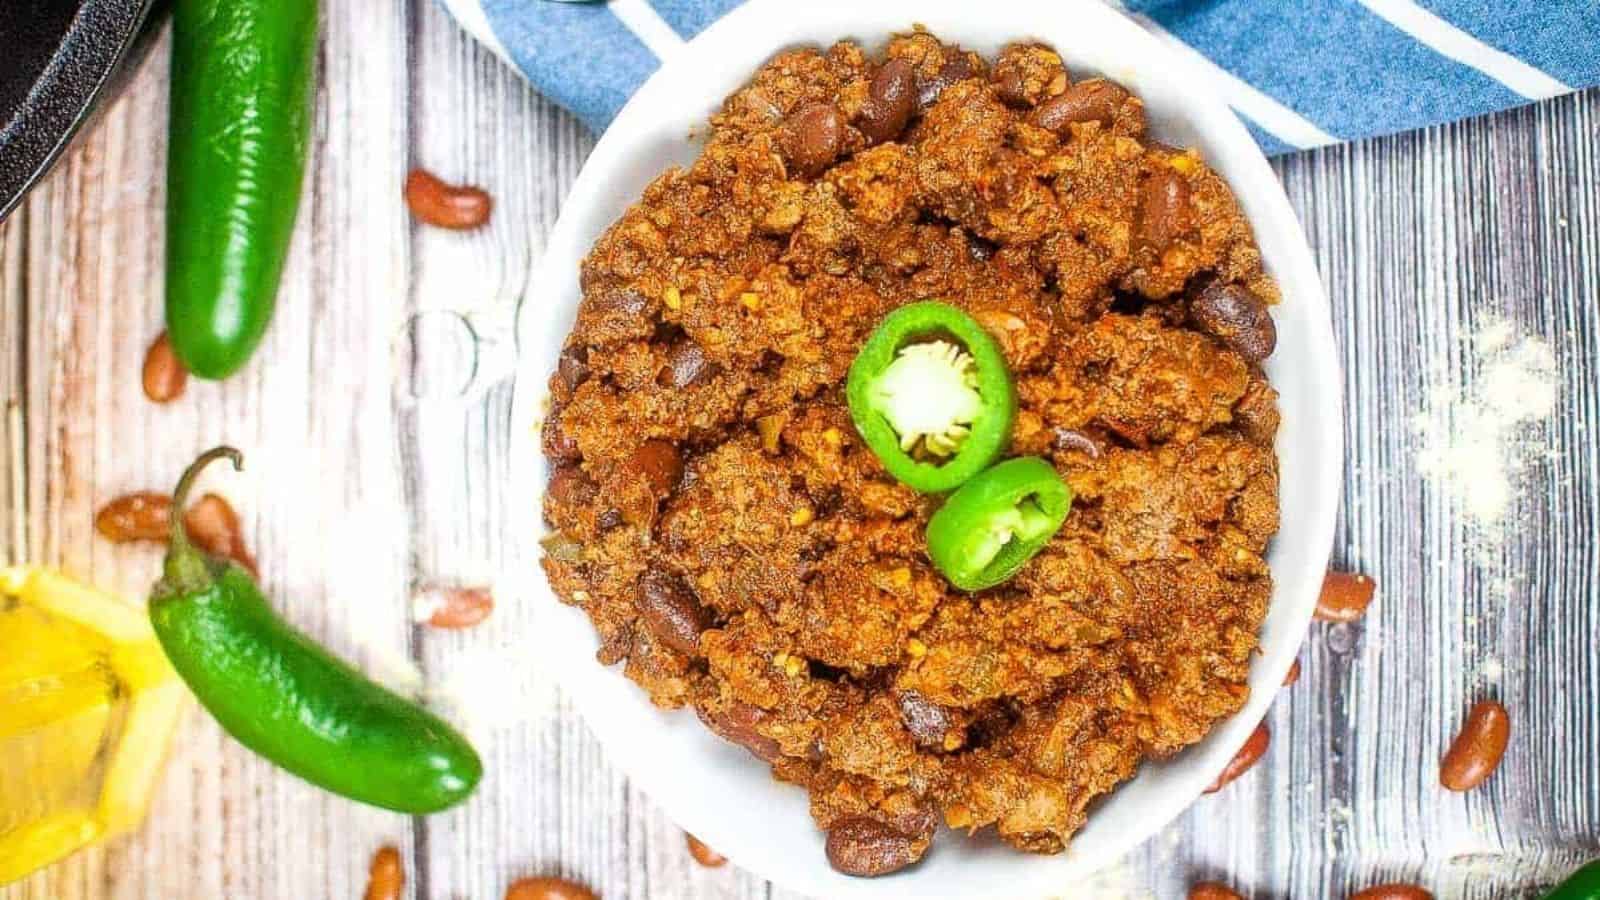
[1411,320,1558,544]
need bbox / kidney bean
[142,331,188,404]
[184,492,259,578]
[1051,427,1102,458]
[696,699,783,763]
[858,59,916,144]
[504,877,599,900]
[362,846,403,900]
[634,570,710,655]
[1030,79,1130,132]
[96,492,175,543]
[1440,699,1510,791]
[825,816,924,877]
[685,833,727,867]
[658,341,719,388]
[1189,280,1277,363]
[916,49,978,110]
[416,585,494,629]
[557,344,590,392]
[1284,657,1302,686]
[895,689,957,749]
[1189,882,1244,900]
[545,465,598,517]
[542,412,581,464]
[782,102,842,178]
[1204,721,1269,793]
[1233,376,1281,445]
[404,168,492,231]
[1350,884,1433,900]
[612,439,684,527]
[1137,169,1194,250]
[1316,570,1376,623]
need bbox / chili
[925,456,1070,591]
[846,301,1015,493]
[148,447,482,813]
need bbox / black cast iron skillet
[0,0,165,221]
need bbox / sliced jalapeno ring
[1544,860,1600,900]
[925,456,1072,591]
[846,301,1016,494]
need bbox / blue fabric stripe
[1144,0,1526,141]
[479,0,660,132]
[1417,0,1600,88]
[648,0,741,39]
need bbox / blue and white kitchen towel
[440,0,1598,155]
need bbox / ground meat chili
[541,30,1282,877]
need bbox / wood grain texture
[2,4,1597,897]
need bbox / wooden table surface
[3,5,1598,899]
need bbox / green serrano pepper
[148,447,482,814]
[165,0,317,379]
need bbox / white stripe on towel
[1132,14,1341,149]
[609,0,687,62]
[1355,0,1571,99]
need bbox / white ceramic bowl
[510,1,1342,896]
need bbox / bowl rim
[507,1,1342,896]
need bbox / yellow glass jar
[0,566,185,885]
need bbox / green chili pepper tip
[1544,859,1600,900]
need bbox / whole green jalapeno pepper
[925,456,1072,591]
[148,447,482,814]
[846,301,1016,493]
[1545,860,1600,900]
[165,0,317,378]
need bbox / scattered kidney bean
[858,59,916,144]
[404,168,492,230]
[1284,657,1302,686]
[634,570,711,655]
[1350,884,1433,900]
[142,331,188,404]
[825,816,923,877]
[782,102,842,178]
[1136,169,1194,250]
[415,585,494,629]
[504,877,599,900]
[1189,881,1244,900]
[1233,376,1281,445]
[1205,722,1270,793]
[685,832,727,867]
[362,846,403,900]
[183,492,259,578]
[1440,699,1510,791]
[1030,79,1130,132]
[1316,570,1376,623]
[1189,280,1277,363]
[96,492,175,543]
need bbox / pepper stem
[162,446,245,593]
